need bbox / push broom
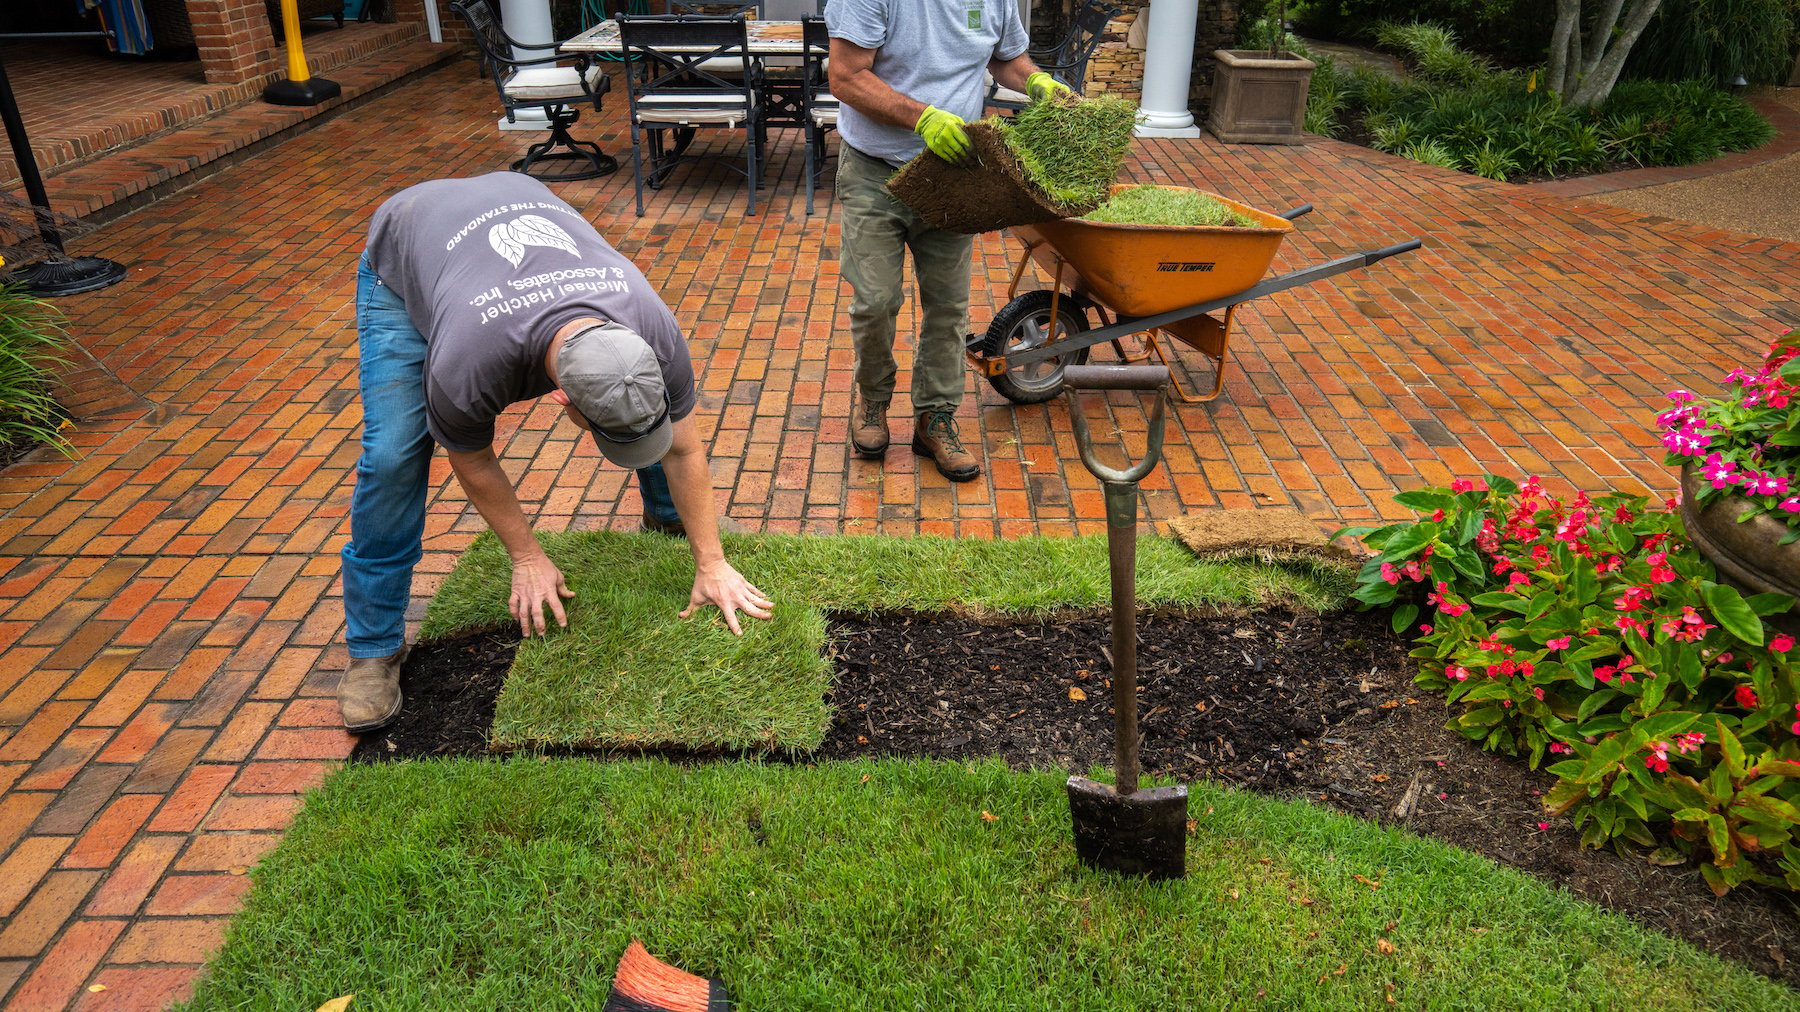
[603,939,730,1012]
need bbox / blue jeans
[341,253,676,658]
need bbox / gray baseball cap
[557,321,674,470]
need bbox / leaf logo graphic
[487,214,581,267]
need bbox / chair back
[618,14,758,115]
[801,13,834,106]
[1046,0,1120,90]
[451,0,512,67]
[672,2,760,14]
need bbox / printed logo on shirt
[488,214,581,268]
[965,1,982,31]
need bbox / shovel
[1062,364,1188,881]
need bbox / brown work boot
[911,410,981,482]
[337,646,410,733]
[850,394,890,458]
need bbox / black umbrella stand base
[1067,776,1189,880]
[264,77,341,107]
[20,255,127,297]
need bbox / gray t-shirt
[826,0,1028,164]
[365,172,696,453]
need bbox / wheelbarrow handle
[1366,238,1424,262]
[1062,364,1170,392]
[1278,203,1314,220]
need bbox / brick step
[19,35,463,226]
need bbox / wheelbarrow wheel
[980,289,1092,404]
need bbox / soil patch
[355,609,1799,987]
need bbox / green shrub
[1626,0,1800,86]
[1294,0,1558,67]
[0,282,72,457]
[1341,475,1800,896]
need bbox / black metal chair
[987,0,1120,111]
[450,0,618,181]
[618,14,766,216]
[800,14,838,215]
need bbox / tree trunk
[1547,0,1580,94]
[1570,0,1663,107]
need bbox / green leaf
[1704,813,1732,864]
[1487,475,1519,496]
[1577,688,1620,721]
[1457,705,1505,729]
[1390,603,1419,634]
[1471,592,1529,613]
[1569,562,1597,606]
[1715,718,1746,779]
[1671,807,1710,823]
[1632,711,1701,744]
[1394,490,1453,512]
[1745,592,1797,616]
[1702,582,1764,646]
[1457,509,1484,546]
[1379,524,1438,562]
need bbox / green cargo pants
[836,144,973,415]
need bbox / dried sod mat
[419,530,1353,752]
[889,95,1139,234]
[174,759,1797,1010]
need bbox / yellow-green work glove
[914,105,972,164]
[1025,71,1073,104]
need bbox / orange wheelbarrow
[966,186,1423,404]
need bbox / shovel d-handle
[1063,366,1171,797]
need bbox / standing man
[337,171,773,733]
[825,0,1068,482]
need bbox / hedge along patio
[0,56,1797,1008]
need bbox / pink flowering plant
[1341,474,1800,895]
[1660,328,1800,538]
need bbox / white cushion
[504,64,606,102]
[692,55,752,75]
[636,93,753,126]
[809,91,839,125]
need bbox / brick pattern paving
[0,57,1796,1010]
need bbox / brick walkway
[0,60,1796,1010]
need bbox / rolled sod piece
[888,95,1138,234]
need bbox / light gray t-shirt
[826,0,1029,164]
[365,172,696,453]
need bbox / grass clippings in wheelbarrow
[1084,184,1263,227]
[888,94,1138,234]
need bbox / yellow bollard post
[263,0,343,106]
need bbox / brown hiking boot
[337,646,410,732]
[911,410,981,482]
[851,395,890,458]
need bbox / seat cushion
[635,93,753,127]
[504,65,608,102]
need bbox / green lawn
[420,531,1351,751]
[178,758,1795,1011]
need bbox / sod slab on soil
[419,530,1350,752]
[176,759,1794,1011]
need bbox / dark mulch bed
[354,608,1799,988]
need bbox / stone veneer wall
[1031,0,1240,112]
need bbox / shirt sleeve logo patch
[488,214,582,268]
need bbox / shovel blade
[1066,775,1188,880]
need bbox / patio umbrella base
[1067,776,1188,880]
[19,255,127,297]
[264,77,342,107]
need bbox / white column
[497,0,556,131]
[1134,0,1202,138]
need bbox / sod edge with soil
[362,609,1800,989]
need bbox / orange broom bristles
[603,939,730,1012]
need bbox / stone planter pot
[1679,463,1800,633]
[1206,49,1315,145]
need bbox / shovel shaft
[1105,480,1139,795]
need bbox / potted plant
[1205,0,1315,144]
[1659,328,1800,607]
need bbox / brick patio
[0,56,1796,1010]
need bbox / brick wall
[1031,0,1240,111]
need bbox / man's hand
[914,105,972,164]
[681,560,774,636]
[510,553,575,637]
[1026,71,1073,104]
